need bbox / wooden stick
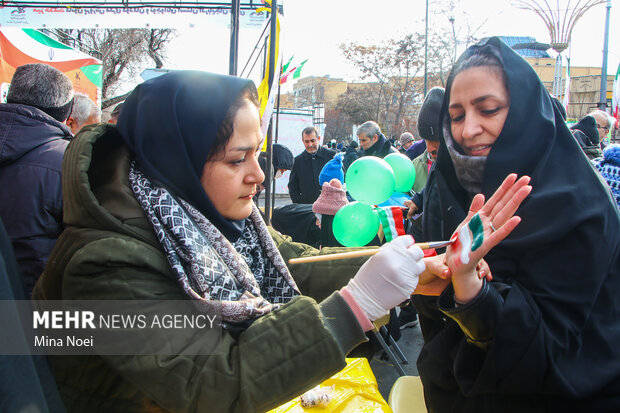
[288,242,441,265]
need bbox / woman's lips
[465,144,492,156]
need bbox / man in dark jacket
[356,121,397,158]
[406,87,444,243]
[0,63,74,296]
[288,126,336,204]
[343,140,359,172]
[570,115,604,159]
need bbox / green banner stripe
[80,64,103,88]
[23,29,73,50]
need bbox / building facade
[293,75,347,108]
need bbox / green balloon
[384,153,416,192]
[332,202,380,247]
[345,156,395,204]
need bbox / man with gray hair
[0,63,74,296]
[356,120,397,158]
[66,93,101,134]
[589,109,612,148]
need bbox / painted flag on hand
[377,206,406,242]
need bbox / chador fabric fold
[416,37,620,411]
[117,71,254,241]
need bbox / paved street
[369,319,424,399]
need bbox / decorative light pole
[513,0,605,104]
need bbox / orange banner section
[0,31,100,104]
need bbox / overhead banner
[0,6,268,29]
[0,28,102,104]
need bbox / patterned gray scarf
[442,118,487,196]
[129,162,299,323]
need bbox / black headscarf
[117,71,255,241]
[424,37,620,407]
[436,37,618,246]
[570,115,600,146]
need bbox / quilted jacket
[33,124,372,413]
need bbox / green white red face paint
[450,213,485,267]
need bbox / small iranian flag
[293,59,308,79]
[613,62,620,128]
[280,65,296,84]
[377,206,406,242]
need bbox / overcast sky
[167,0,619,92]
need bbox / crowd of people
[1,35,620,413]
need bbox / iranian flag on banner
[613,63,620,128]
[0,28,102,104]
[377,206,406,242]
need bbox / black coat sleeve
[288,160,302,204]
[420,223,620,399]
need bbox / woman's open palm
[446,174,532,278]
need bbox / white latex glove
[345,235,425,321]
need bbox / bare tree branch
[50,28,176,99]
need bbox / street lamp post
[424,0,428,96]
[449,17,456,63]
[599,0,612,110]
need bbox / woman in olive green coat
[34,71,429,412]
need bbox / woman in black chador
[412,37,620,412]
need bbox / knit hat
[399,132,414,146]
[313,179,349,215]
[272,143,294,170]
[319,152,345,186]
[417,87,445,141]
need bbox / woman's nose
[462,114,483,140]
[247,155,265,184]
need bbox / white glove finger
[406,245,424,262]
[411,259,426,278]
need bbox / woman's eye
[451,114,464,122]
[482,108,500,115]
[231,158,245,166]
